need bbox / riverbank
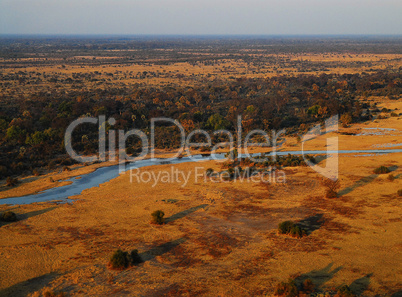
[0,99,401,296]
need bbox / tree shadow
[338,174,378,196]
[391,291,402,297]
[349,273,372,295]
[297,213,325,235]
[165,204,208,223]
[339,165,398,197]
[393,173,401,180]
[0,207,57,227]
[295,262,343,289]
[0,272,59,297]
[139,238,186,261]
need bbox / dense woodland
[0,37,401,179]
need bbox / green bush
[397,189,402,197]
[278,221,306,238]
[289,225,305,238]
[129,249,143,265]
[0,211,17,222]
[278,221,295,234]
[373,166,390,174]
[151,210,165,225]
[108,249,143,270]
[274,279,298,297]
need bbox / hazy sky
[1,0,401,35]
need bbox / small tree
[109,249,128,269]
[278,221,306,238]
[130,249,143,265]
[373,166,390,174]
[151,210,165,225]
[108,249,143,270]
[278,221,295,234]
[1,211,17,222]
[340,113,352,127]
[322,178,340,198]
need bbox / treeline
[0,70,401,179]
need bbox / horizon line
[1,33,402,38]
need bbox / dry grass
[0,85,401,297]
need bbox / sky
[0,0,401,35]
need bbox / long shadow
[297,213,325,235]
[391,291,402,297]
[0,272,59,297]
[295,262,343,289]
[339,165,398,197]
[338,174,379,196]
[139,238,186,261]
[349,273,372,295]
[0,207,57,227]
[165,204,208,223]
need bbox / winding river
[1,148,401,205]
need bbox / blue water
[1,149,401,205]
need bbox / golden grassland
[1,53,402,92]
[0,101,401,296]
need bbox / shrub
[62,166,71,172]
[274,279,299,297]
[289,225,305,238]
[387,174,395,181]
[336,285,355,297]
[129,249,143,265]
[322,178,340,198]
[278,221,306,238]
[6,177,18,187]
[108,249,143,270]
[109,249,128,269]
[397,189,402,197]
[151,210,165,225]
[278,221,295,234]
[0,211,17,222]
[205,168,214,176]
[373,166,390,174]
[33,169,41,176]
